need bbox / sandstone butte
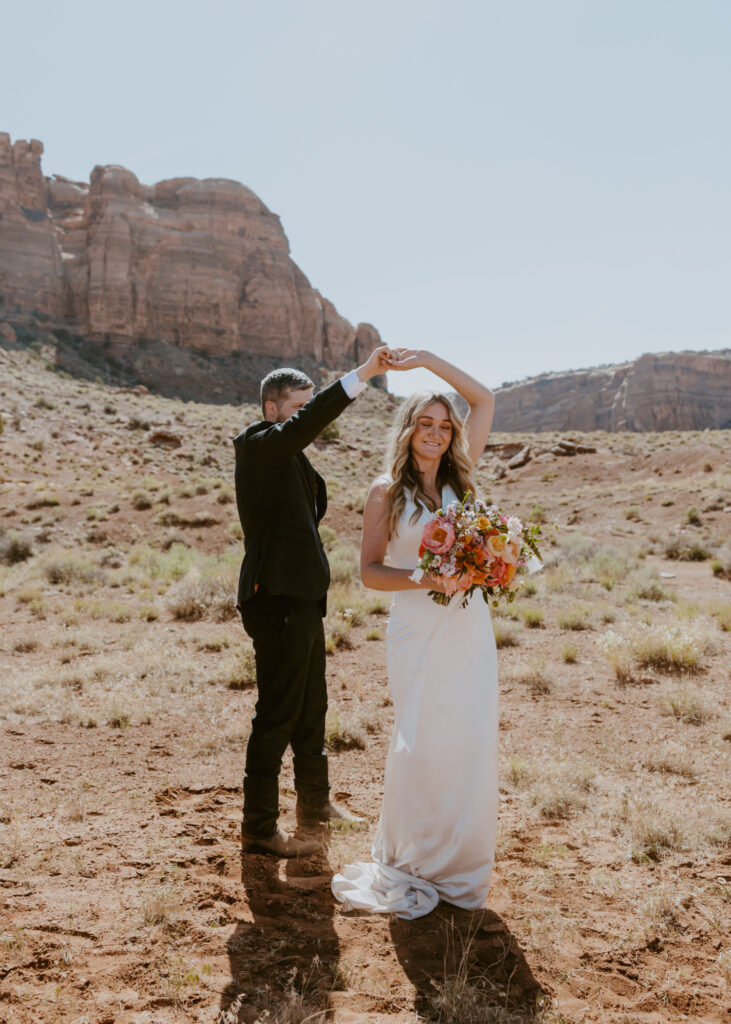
[0,133,384,402]
[1,132,729,430]
[492,350,731,432]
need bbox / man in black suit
[234,346,393,857]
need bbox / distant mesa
[493,350,731,432]
[0,133,729,430]
[0,132,384,402]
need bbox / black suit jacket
[233,379,354,610]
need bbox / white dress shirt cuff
[339,369,367,400]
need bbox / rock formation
[0,133,383,401]
[494,351,731,432]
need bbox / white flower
[506,516,523,542]
[409,567,425,583]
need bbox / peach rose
[422,517,456,555]
[486,533,508,560]
[499,561,517,586]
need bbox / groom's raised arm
[240,348,393,465]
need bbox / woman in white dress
[332,349,498,920]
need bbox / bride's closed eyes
[416,417,452,435]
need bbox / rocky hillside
[494,350,731,432]
[0,133,382,401]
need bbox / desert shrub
[632,575,671,602]
[562,643,578,663]
[318,420,340,443]
[44,555,102,586]
[632,625,718,672]
[0,530,33,565]
[216,487,234,505]
[502,754,534,791]
[529,502,547,524]
[157,510,219,528]
[521,607,544,629]
[615,794,686,862]
[25,492,59,509]
[643,749,697,780]
[318,524,337,551]
[127,416,150,431]
[366,594,390,615]
[129,542,195,581]
[165,568,237,621]
[708,603,731,631]
[530,762,596,820]
[601,625,718,681]
[665,538,709,561]
[686,505,701,526]
[557,604,590,630]
[325,710,366,751]
[660,687,715,725]
[493,621,519,648]
[131,490,153,510]
[227,647,257,690]
[329,544,358,584]
[510,662,551,695]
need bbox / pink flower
[422,517,456,555]
[457,573,474,591]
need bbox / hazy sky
[3,0,729,395]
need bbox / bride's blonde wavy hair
[385,393,475,537]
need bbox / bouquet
[410,494,544,607]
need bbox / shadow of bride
[389,905,548,1020]
[218,827,340,1023]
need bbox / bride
[331,348,498,920]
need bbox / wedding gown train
[331,483,499,920]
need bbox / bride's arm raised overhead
[385,349,495,464]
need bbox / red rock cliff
[493,350,731,432]
[0,133,382,399]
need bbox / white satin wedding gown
[332,483,499,920]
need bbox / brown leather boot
[242,828,321,858]
[296,799,364,826]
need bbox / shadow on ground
[218,829,339,1023]
[390,906,550,1022]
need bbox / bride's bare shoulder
[364,474,392,512]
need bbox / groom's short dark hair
[260,368,313,415]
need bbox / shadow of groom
[390,905,549,1020]
[218,827,340,1023]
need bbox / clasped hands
[362,346,426,378]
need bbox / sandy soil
[0,345,729,1023]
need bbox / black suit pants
[240,590,329,838]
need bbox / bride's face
[410,401,453,463]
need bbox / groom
[234,346,394,857]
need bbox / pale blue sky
[2,0,729,395]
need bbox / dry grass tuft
[428,920,524,1024]
[493,621,520,648]
[615,794,686,862]
[600,624,718,681]
[660,687,716,725]
[140,882,182,927]
[510,662,551,695]
[0,529,33,565]
[325,708,379,752]
[530,762,597,820]
[557,604,591,631]
[165,568,236,621]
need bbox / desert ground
[0,343,729,1024]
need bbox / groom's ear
[263,399,279,422]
